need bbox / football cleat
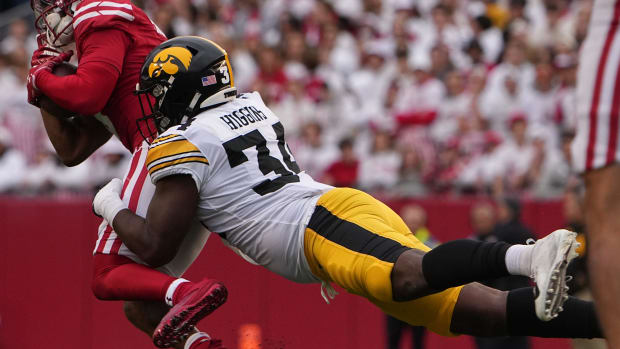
[529,229,579,321]
[153,279,227,348]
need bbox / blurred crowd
[0,0,588,197]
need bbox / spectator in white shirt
[1,47,46,163]
[392,54,446,128]
[494,114,536,194]
[485,40,535,98]
[359,129,402,191]
[92,139,131,190]
[432,70,472,143]
[526,132,572,198]
[291,122,339,179]
[470,15,504,64]
[522,62,559,145]
[23,140,93,194]
[479,70,529,136]
[458,131,505,194]
[553,52,578,132]
[430,4,471,55]
[0,127,26,193]
[270,79,317,138]
[462,39,487,71]
[348,40,395,126]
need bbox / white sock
[505,244,534,276]
[165,278,189,306]
[184,332,211,349]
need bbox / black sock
[421,240,510,290]
[506,287,602,338]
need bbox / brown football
[38,62,78,119]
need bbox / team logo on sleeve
[148,47,193,78]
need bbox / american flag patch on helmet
[202,75,217,86]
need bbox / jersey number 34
[223,122,301,196]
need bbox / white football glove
[93,178,126,225]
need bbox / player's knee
[391,273,427,301]
[91,272,113,300]
[391,274,416,301]
[391,250,428,301]
[91,263,121,300]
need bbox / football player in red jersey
[571,0,620,344]
[27,1,226,348]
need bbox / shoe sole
[535,231,578,321]
[153,284,227,348]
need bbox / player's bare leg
[391,229,579,320]
[124,301,188,349]
[124,301,224,349]
[584,164,620,346]
[450,282,601,337]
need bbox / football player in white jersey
[94,36,603,345]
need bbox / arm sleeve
[146,134,210,191]
[35,29,130,116]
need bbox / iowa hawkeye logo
[148,47,193,78]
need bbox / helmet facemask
[32,0,78,48]
[135,81,172,144]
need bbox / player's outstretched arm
[93,175,199,267]
[41,107,112,166]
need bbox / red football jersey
[72,0,166,150]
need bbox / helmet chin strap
[181,92,202,123]
[188,92,202,110]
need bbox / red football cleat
[153,279,227,348]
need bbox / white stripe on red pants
[573,0,620,172]
[93,144,150,256]
[92,141,211,277]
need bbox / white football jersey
[145,92,332,283]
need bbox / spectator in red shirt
[254,46,288,102]
[322,138,359,187]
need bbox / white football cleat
[529,229,579,321]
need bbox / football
[38,61,78,118]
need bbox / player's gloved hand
[27,50,73,107]
[93,178,126,226]
[31,33,61,67]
